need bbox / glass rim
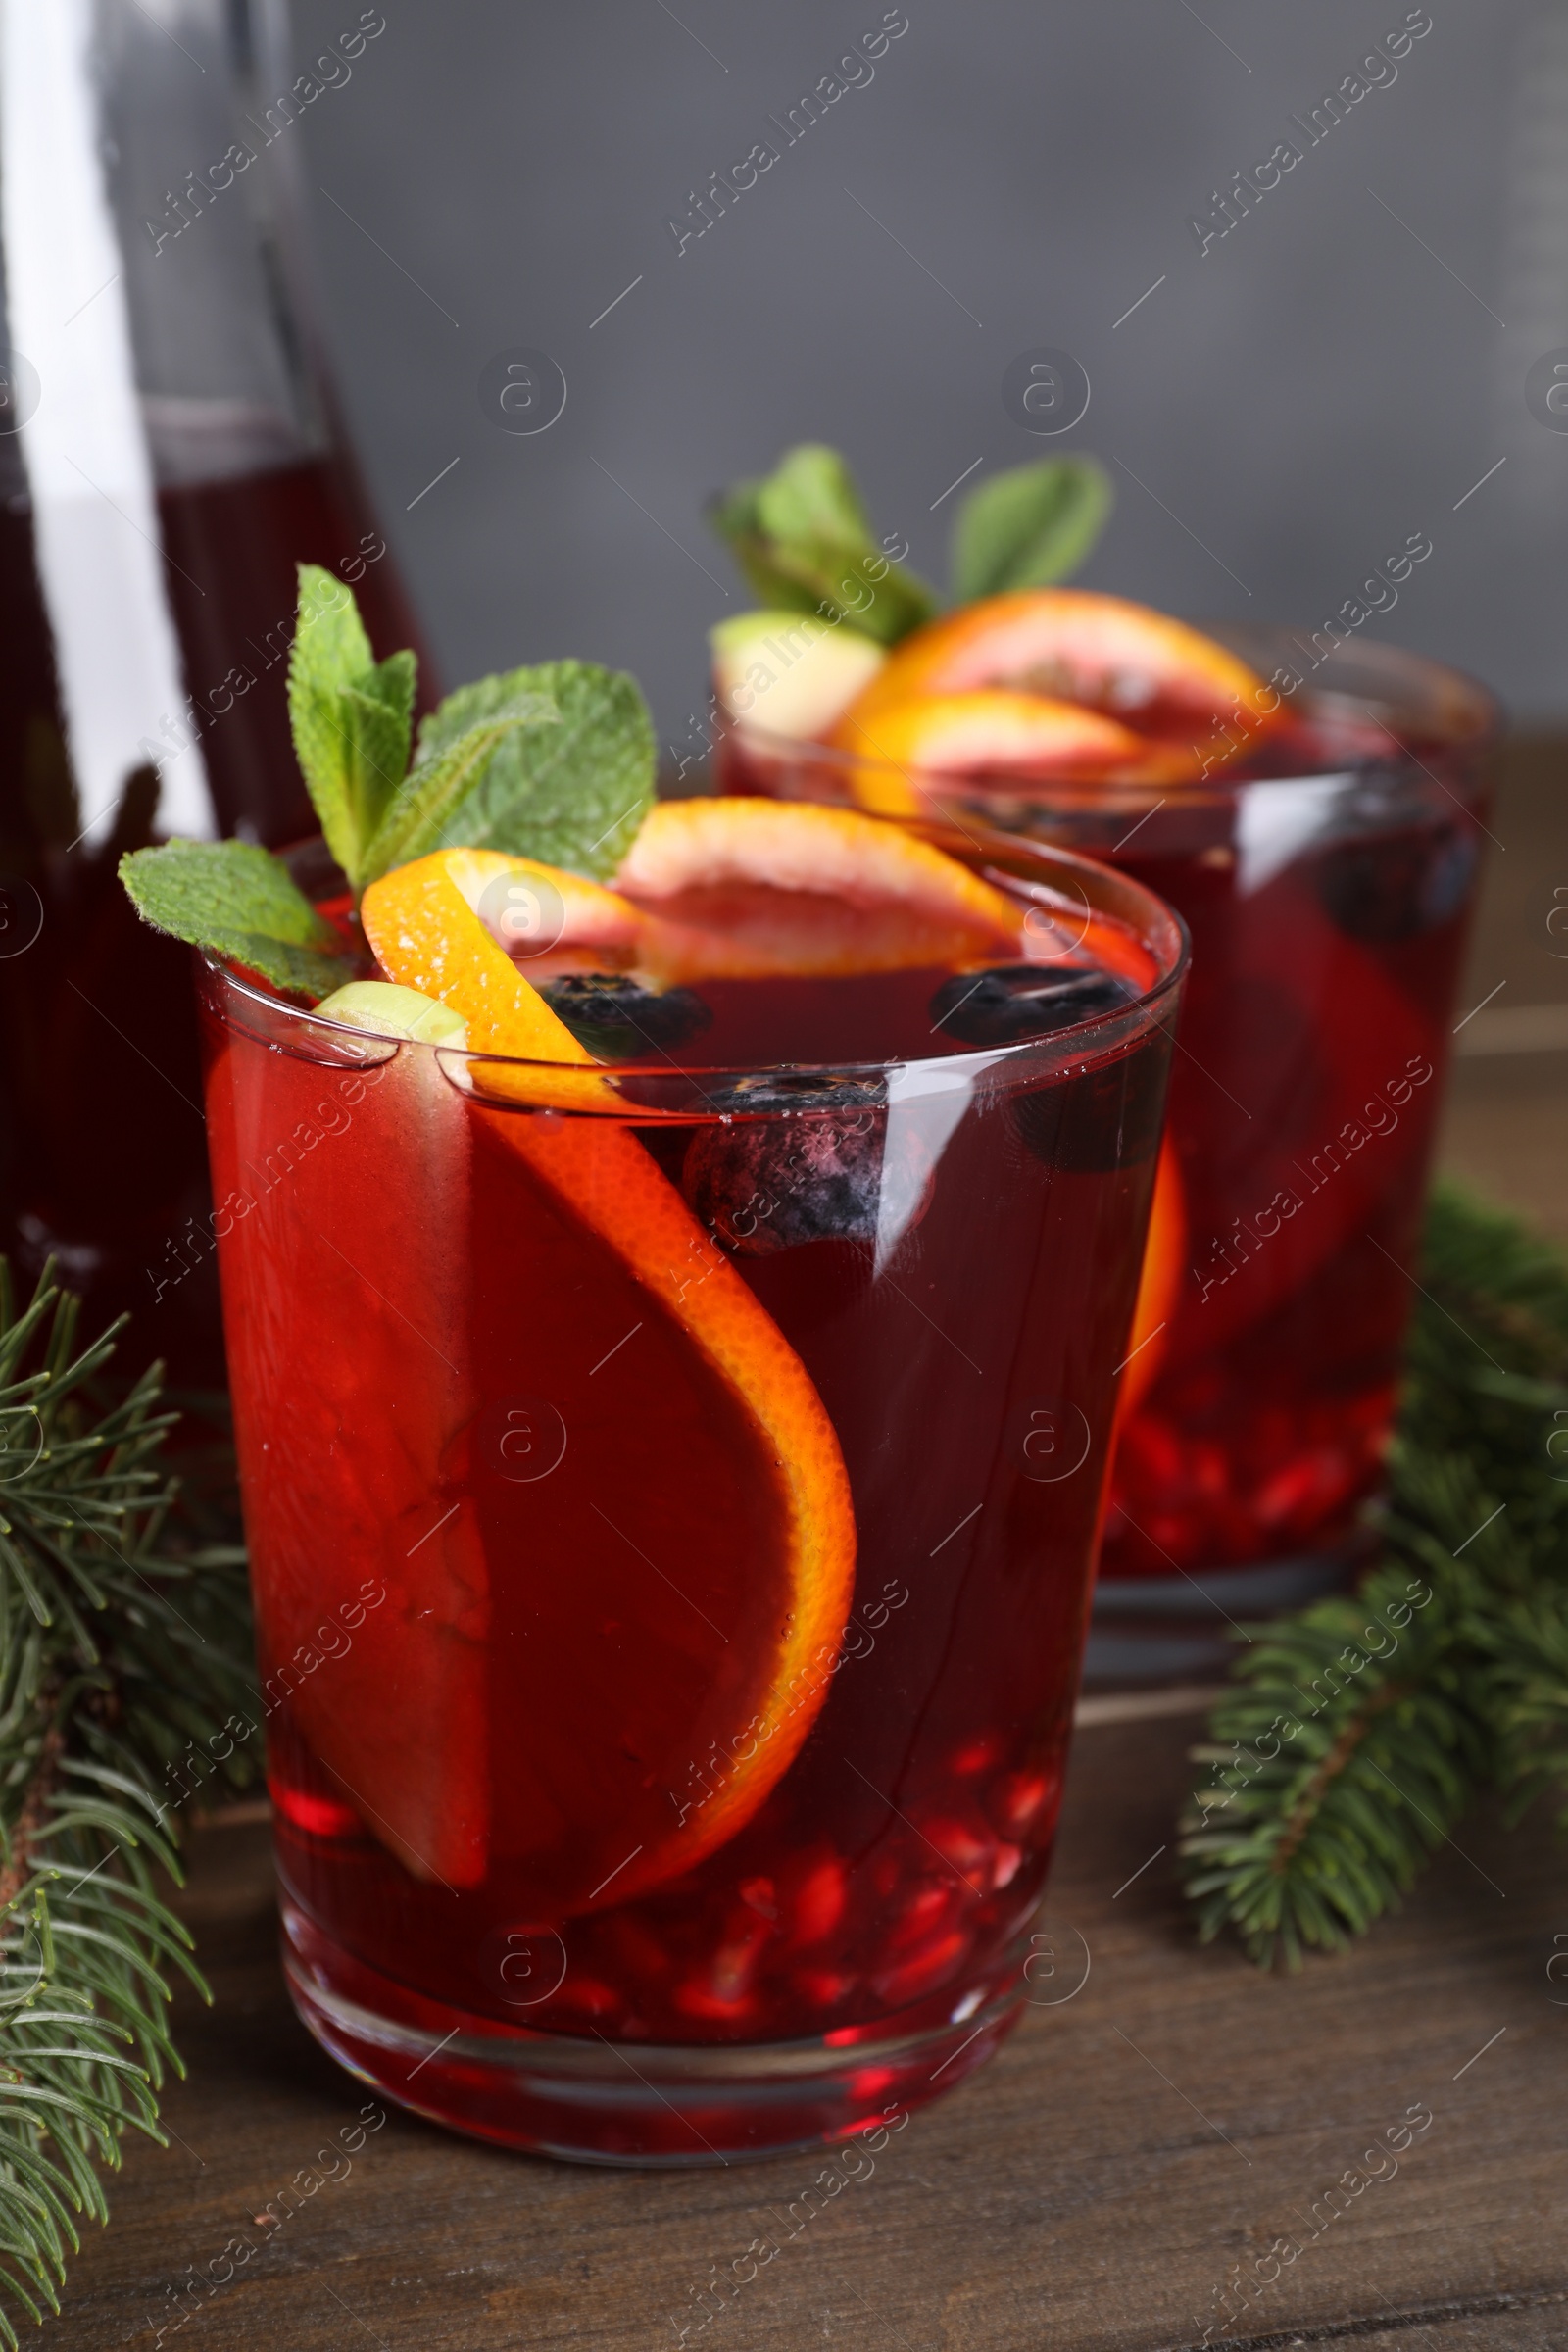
[199,824,1190,1094]
[725,625,1499,815]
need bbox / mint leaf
[710,444,938,647]
[359,700,558,882]
[287,567,415,886]
[360,647,416,737]
[120,839,353,999]
[755,445,872,548]
[951,457,1112,602]
[411,660,653,879]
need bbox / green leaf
[1177,1183,1568,1971]
[360,646,416,737]
[119,840,352,1000]
[710,444,938,647]
[755,444,873,547]
[0,1261,258,2344]
[951,457,1113,600]
[359,695,560,882]
[286,568,415,886]
[410,660,654,879]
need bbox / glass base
[281,1913,1028,2165]
[1084,1538,1367,1685]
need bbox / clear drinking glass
[196,829,1187,2160]
[716,632,1496,1649]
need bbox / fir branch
[1180,1184,1568,1968]
[0,1264,255,2345]
[1475,1583,1568,1832]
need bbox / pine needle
[0,1266,256,2345]
[1180,1182,1568,1967]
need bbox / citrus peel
[834,588,1287,796]
[829,689,1193,816]
[360,835,859,1906]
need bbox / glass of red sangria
[711,593,1496,1663]
[190,795,1184,2159]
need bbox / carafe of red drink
[0,0,427,1377]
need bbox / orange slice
[360,844,858,1908]
[612,795,1021,979]
[847,588,1283,764]
[828,689,1193,816]
[1116,1138,1185,1425]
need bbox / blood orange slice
[827,689,1193,817]
[846,588,1284,764]
[612,795,1020,978]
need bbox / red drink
[0,461,429,1379]
[157,457,434,851]
[721,631,1494,1603]
[0,0,433,1372]
[197,829,1184,2158]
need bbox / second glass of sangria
[713,591,1495,1649]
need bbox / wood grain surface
[50,1702,1568,2352]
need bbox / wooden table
[56,744,1568,2351]
[55,1706,1568,2352]
[1439,735,1568,1245]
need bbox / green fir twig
[0,1264,255,2343]
[1181,1183,1568,1967]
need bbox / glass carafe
[0,0,428,1379]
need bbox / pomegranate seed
[992,1770,1054,1835]
[991,1842,1024,1889]
[794,1968,857,2008]
[871,1929,971,2009]
[920,1814,995,1890]
[785,1855,848,1946]
[887,1881,960,1954]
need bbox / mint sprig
[121,571,662,1001]
[710,444,938,645]
[951,456,1112,601]
[413,660,654,880]
[287,565,416,886]
[119,840,353,999]
[710,446,1114,643]
[357,701,560,879]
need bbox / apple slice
[712,611,886,740]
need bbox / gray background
[288,0,1566,759]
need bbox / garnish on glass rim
[706,441,1290,788]
[121,564,657,995]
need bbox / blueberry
[539,973,710,1059]
[1313,825,1479,945]
[703,1072,887,1115]
[929,962,1138,1046]
[684,1075,886,1254]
